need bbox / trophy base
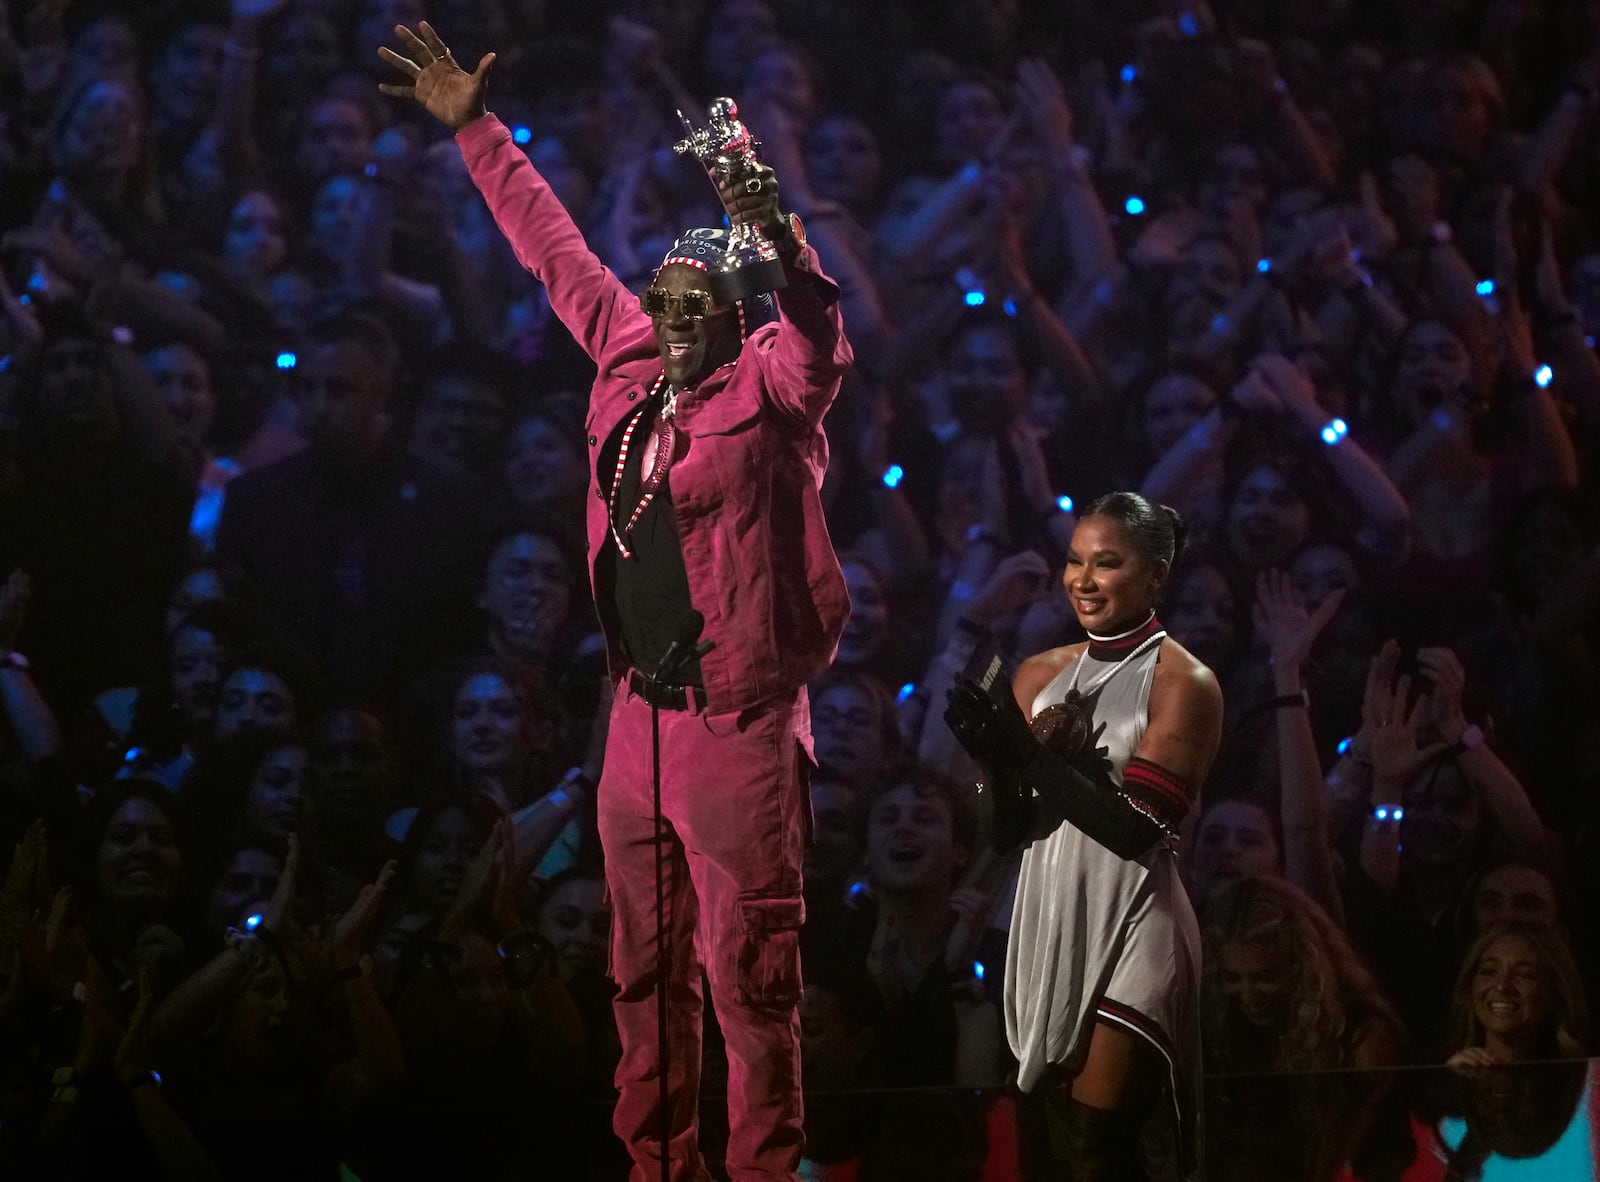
[711,256,787,304]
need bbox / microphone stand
[644,633,711,1182]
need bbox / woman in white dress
[946,492,1223,1181]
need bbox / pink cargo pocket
[734,895,805,1009]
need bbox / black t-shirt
[602,402,702,685]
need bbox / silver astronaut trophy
[673,97,787,303]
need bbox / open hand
[1253,568,1345,674]
[377,21,495,133]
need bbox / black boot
[1044,1092,1152,1182]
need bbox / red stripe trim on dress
[1094,997,1196,1176]
[1122,757,1191,830]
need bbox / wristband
[497,930,554,987]
[1269,689,1309,710]
[1042,494,1074,519]
[123,1069,163,1091]
[1448,723,1485,756]
[1255,257,1286,288]
[965,524,1003,548]
[1370,804,1405,823]
[1319,417,1349,446]
[0,650,29,671]
[1339,270,1374,298]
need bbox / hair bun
[1159,503,1189,568]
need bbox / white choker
[1085,610,1157,644]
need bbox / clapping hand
[328,859,397,972]
[1365,653,1449,787]
[945,677,1038,780]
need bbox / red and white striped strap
[607,374,672,560]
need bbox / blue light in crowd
[512,125,533,144]
[1320,418,1349,445]
[1124,195,1146,216]
[1120,64,1137,84]
[881,463,904,490]
[1534,364,1553,388]
[897,683,916,704]
[964,289,987,307]
[244,913,264,931]
[1056,494,1075,514]
[1337,736,1353,755]
[1374,806,1405,822]
[276,352,297,369]
[1475,278,1496,297]
[1002,297,1018,317]
[1256,257,1272,274]
[974,961,986,982]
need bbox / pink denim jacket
[458,115,852,717]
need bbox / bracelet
[1255,257,1286,289]
[1540,309,1581,333]
[965,524,1003,548]
[123,1069,163,1091]
[497,930,554,987]
[1269,689,1309,710]
[1370,804,1405,823]
[51,1065,80,1104]
[1339,270,1374,299]
[1446,723,1485,757]
[0,650,30,671]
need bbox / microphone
[653,610,715,682]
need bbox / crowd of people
[0,0,1597,1178]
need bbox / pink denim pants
[597,682,809,1182]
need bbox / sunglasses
[640,287,718,320]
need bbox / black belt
[628,669,703,713]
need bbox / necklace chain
[1066,629,1167,701]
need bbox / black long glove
[945,678,1164,859]
[944,677,1040,852]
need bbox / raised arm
[1253,571,1347,926]
[717,162,852,426]
[1253,354,1411,558]
[377,22,641,362]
